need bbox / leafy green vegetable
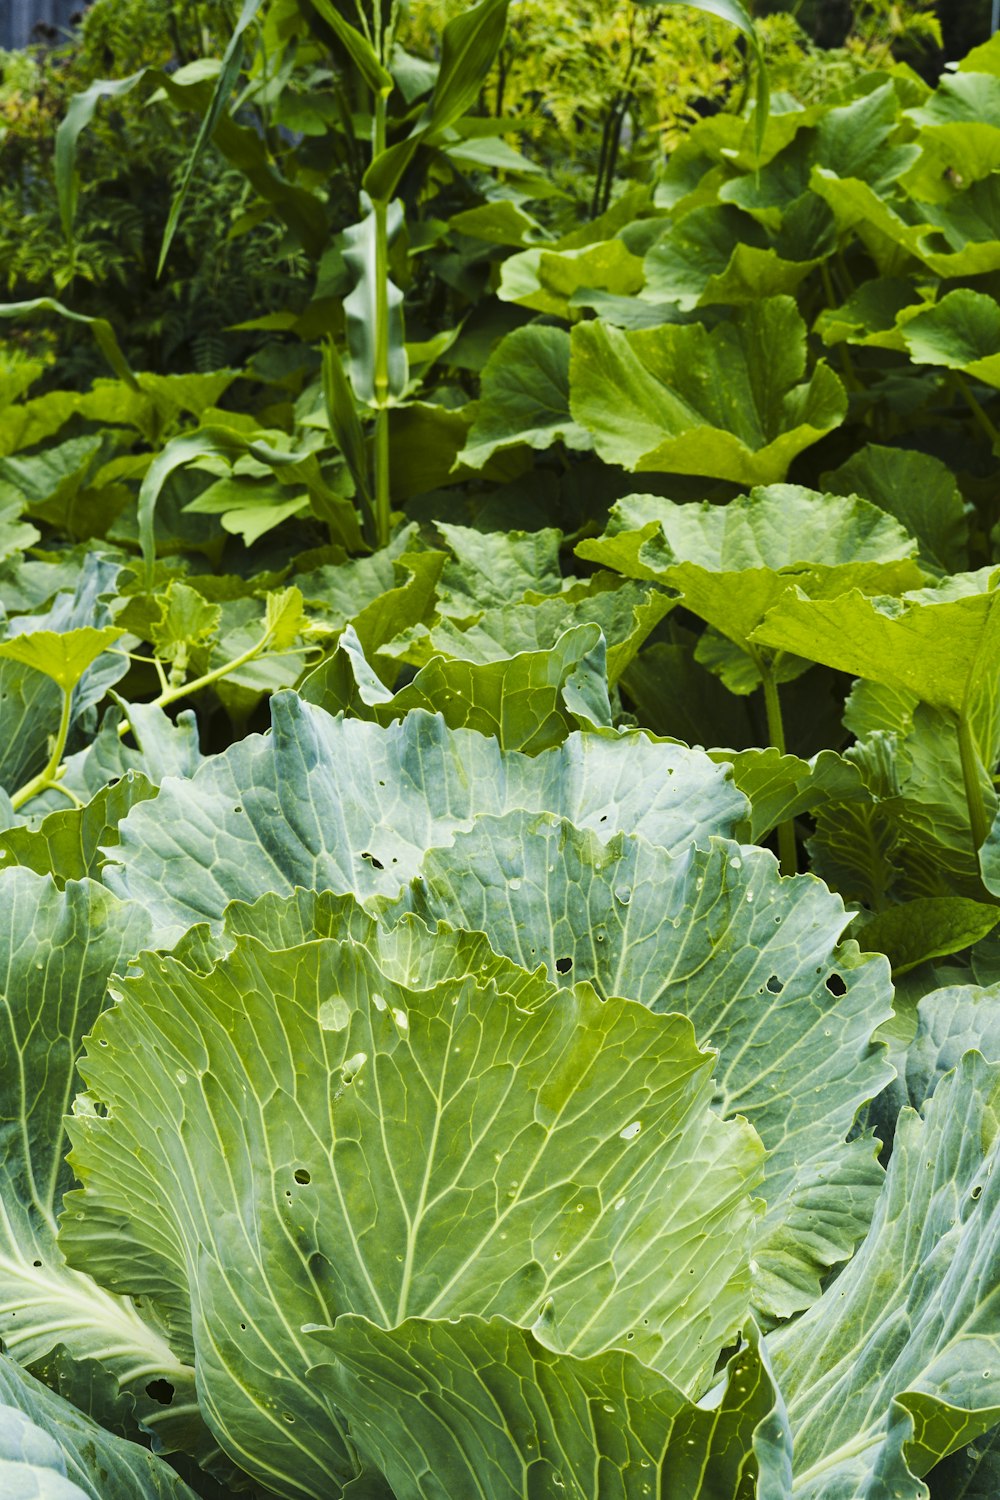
[771,1054,1000,1499]
[105,693,746,941]
[62,923,762,1491]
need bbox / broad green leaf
[382,573,674,688]
[719,746,870,844]
[0,772,157,882]
[448,200,549,247]
[0,870,220,1468]
[62,932,762,1493]
[149,583,221,669]
[722,83,914,225]
[104,692,746,942]
[856,898,1000,977]
[569,300,847,484]
[644,200,834,310]
[0,1351,198,1499]
[811,165,1000,279]
[0,359,45,412]
[980,812,1000,902]
[293,530,442,651]
[900,289,1000,388]
[181,475,310,546]
[579,486,917,578]
[902,983,1000,1112]
[459,326,593,468]
[823,444,969,576]
[0,497,39,565]
[578,486,920,689]
[770,1054,1000,1499]
[752,585,1000,729]
[498,240,646,320]
[390,816,894,1320]
[0,629,123,693]
[814,275,924,351]
[302,621,614,750]
[434,523,569,617]
[310,1315,791,1500]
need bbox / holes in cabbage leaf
[825,972,847,996]
[145,1379,175,1406]
[765,975,783,995]
[555,957,573,975]
[294,1168,311,1185]
[360,851,384,871]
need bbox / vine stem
[761,662,797,877]
[10,686,74,811]
[957,711,991,853]
[9,628,308,813]
[955,372,1000,449]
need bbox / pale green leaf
[0,1352,198,1499]
[0,870,219,1468]
[309,1316,791,1500]
[770,1054,1000,1499]
[0,772,157,883]
[459,326,593,468]
[302,621,614,750]
[0,629,122,694]
[389,816,894,1320]
[569,300,847,484]
[61,930,761,1493]
[104,692,746,942]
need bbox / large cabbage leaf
[60,923,762,1497]
[387,813,894,1319]
[0,868,222,1470]
[0,1352,197,1500]
[104,693,746,942]
[770,1054,1000,1498]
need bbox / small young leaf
[0,628,123,693]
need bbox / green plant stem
[9,685,74,812]
[761,663,797,877]
[955,373,1000,449]
[115,632,283,740]
[820,260,861,393]
[371,92,392,549]
[8,631,299,813]
[957,711,991,853]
